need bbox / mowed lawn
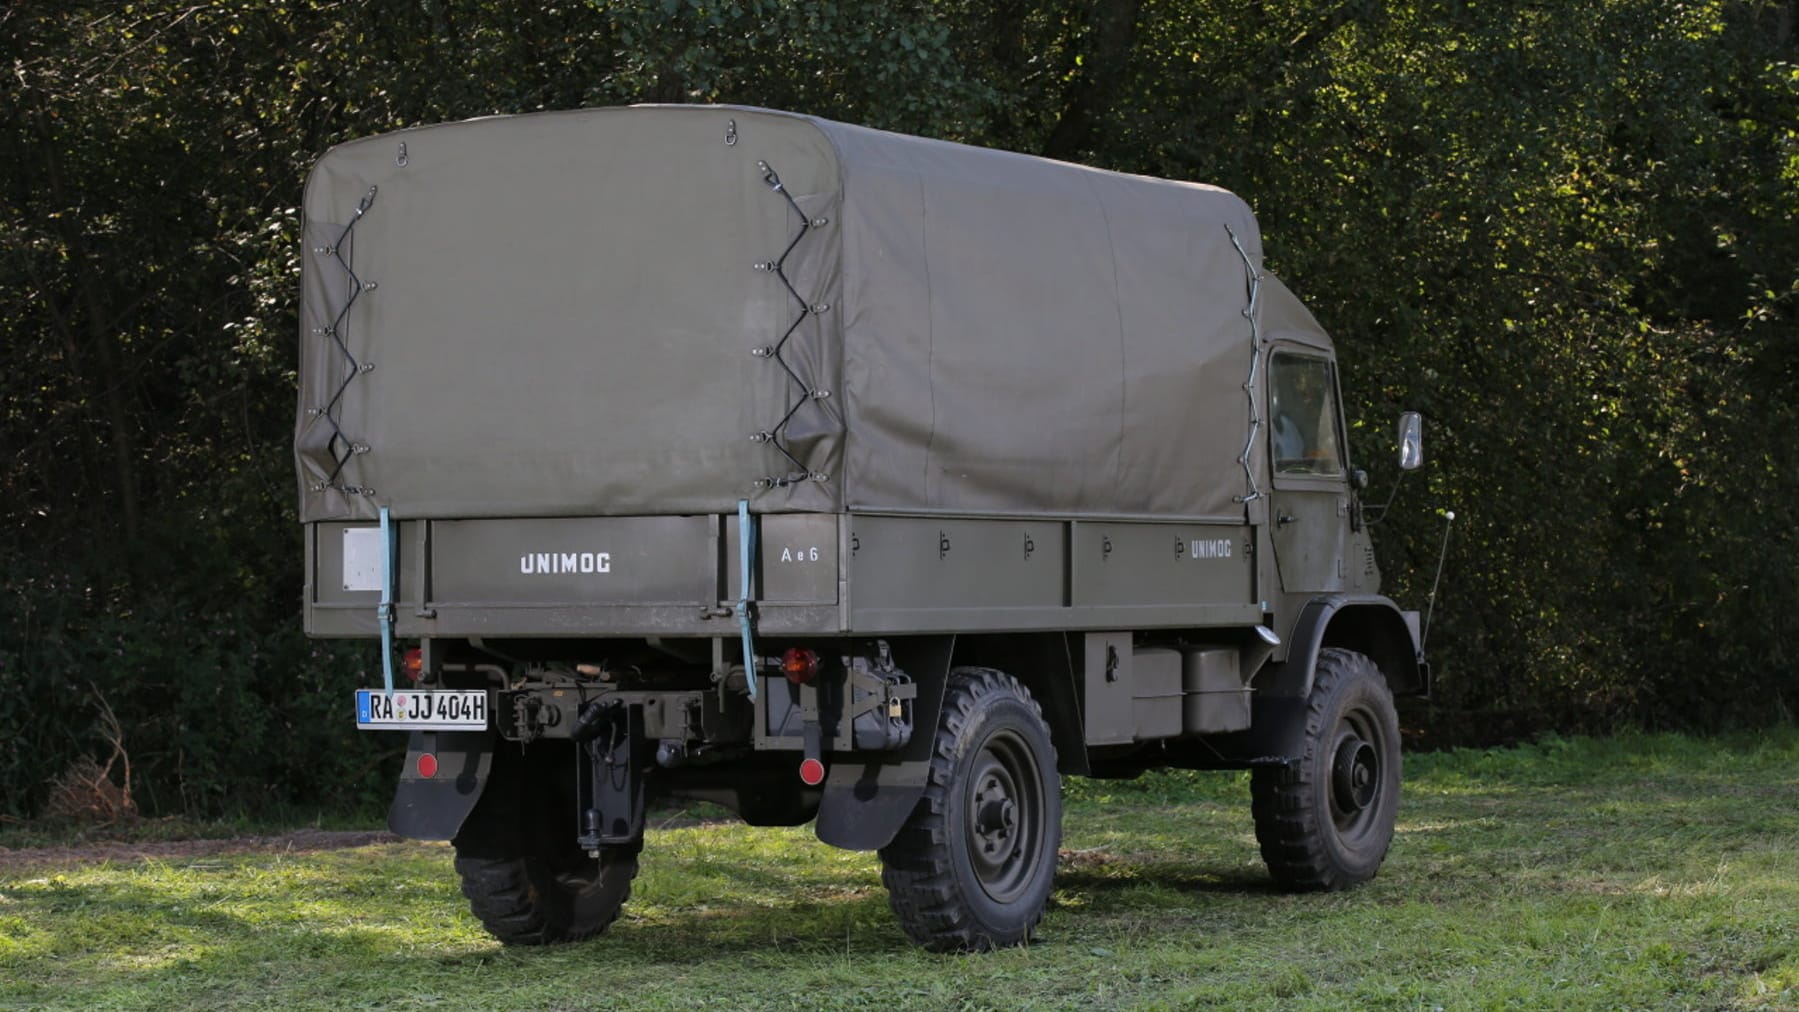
[2,730,1795,1011]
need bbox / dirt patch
[0,829,410,871]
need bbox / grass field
[2,729,1795,1011]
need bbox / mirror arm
[1360,466,1410,527]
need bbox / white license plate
[355,689,488,731]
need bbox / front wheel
[879,667,1061,952]
[1251,647,1400,890]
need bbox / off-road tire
[1251,647,1400,890]
[879,667,1061,952]
[452,742,639,945]
[453,847,638,945]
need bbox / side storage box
[1131,647,1184,741]
[1182,647,1250,734]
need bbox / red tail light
[402,647,424,682]
[781,647,821,685]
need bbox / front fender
[1262,594,1425,699]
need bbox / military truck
[298,105,1427,952]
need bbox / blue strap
[737,499,758,700]
[379,506,396,697]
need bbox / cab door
[1267,349,1351,594]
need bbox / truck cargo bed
[307,512,1259,638]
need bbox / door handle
[1277,512,1296,526]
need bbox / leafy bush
[2,1,1793,815]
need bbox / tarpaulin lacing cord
[737,499,759,700]
[750,160,828,490]
[379,506,397,697]
[311,185,379,497]
[1225,224,1265,506]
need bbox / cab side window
[1269,353,1345,477]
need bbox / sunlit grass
[1,728,1794,1010]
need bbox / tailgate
[306,513,841,638]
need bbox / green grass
[0,808,385,851]
[2,729,1795,1010]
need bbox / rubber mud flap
[387,730,494,841]
[814,758,929,851]
[814,636,952,851]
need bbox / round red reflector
[798,757,826,786]
[417,753,439,778]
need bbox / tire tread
[1250,647,1397,891]
[879,667,1058,952]
[453,850,638,946]
[451,741,639,946]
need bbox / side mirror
[1398,411,1424,471]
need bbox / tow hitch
[572,698,649,853]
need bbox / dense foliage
[2,1,1794,817]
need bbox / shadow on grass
[1055,854,1280,898]
[608,897,909,954]
[0,870,923,1007]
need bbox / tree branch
[1041,0,1142,162]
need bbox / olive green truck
[298,105,1427,952]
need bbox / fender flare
[1198,596,1423,764]
[814,636,954,851]
[1259,594,1426,700]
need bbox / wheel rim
[1328,706,1387,842]
[964,728,1046,905]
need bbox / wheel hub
[1331,736,1379,813]
[977,797,1017,837]
[973,777,1018,852]
[961,728,1048,907]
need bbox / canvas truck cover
[297,105,1303,523]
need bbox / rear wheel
[879,667,1061,952]
[452,743,638,945]
[1251,647,1400,890]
